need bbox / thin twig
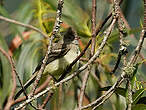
[95,13,112,36]
[39,91,54,109]
[91,0,96,56]
[143,0,146,31]
[0,47,16,110]
[129,30,145,65]
[111,9,128,74]
[78,67,90,110]
[58,83,63,109]
[0,15,48,38]
[12,77,52,105]
[89,2,97,108]
[126,80,132,110]
[81,76,124,110]
[13,60,28,99]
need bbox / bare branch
[0,15,48,38]
[129,30,145,65]
[39,91,54,109]
[91,0,97,56]
[143,0,146,31]
[81,76,124,110]
[78,67,90,110]
[12,77,52,105]
[126,80,132,110]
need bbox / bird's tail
[14,73,37,100]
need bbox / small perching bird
[15,27,80,99]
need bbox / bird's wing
[15,27,76,99]
[33,44,70,73]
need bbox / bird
[14,27,80,99]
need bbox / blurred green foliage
[0,0,145,110]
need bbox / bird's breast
[43,46,79,78]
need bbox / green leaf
[0,33,11,107]
[136,97,146,104]
[15,2,33,33]
[131,63,140,89]
[99,86,126,97]
[132,104,146,110]
[0,5,24,41]
[100,87,145,105]
[16,32,44,85]
[133,89,145,105]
